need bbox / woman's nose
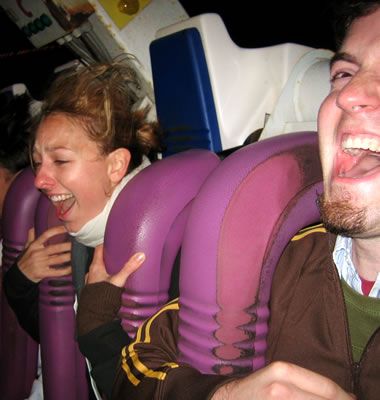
[34,165,55,190]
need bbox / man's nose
[336,72,380,114]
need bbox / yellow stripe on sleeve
[121,299,180,385]
[291,223,326,241]
[121,351,141,386]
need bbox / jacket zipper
[327,237,359,396]
[351,361,361,396]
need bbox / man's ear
[106,148,131,185]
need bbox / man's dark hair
[332,0,380,49]
[0,94,33,175]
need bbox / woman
[3,60,164,398]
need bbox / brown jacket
[112,225,380,399]
[267,225,380,399]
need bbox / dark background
[180,1,336,50]
[0,1,336,99]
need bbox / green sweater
[342,278,380,362]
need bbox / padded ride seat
[177,131,323,376]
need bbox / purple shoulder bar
[178,131,322,376]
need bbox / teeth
[362,138,370,150]
[343,137,353,148]
[369,140,378,151]
[353,137,361,148]
[342,137,380,153]
[344,148,362,156]
[49,194,73,203]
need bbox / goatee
[318,193,366,236]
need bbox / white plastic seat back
[154,13,333,149]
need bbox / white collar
[333,235,380,298]
[69,156,150,247]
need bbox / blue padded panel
[150,28,222,157]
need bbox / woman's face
[33,114,114,233]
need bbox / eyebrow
[32,146,73,156]
[330,51,357,69]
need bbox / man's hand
[212,362,356,399]
[18,226,72,283]
[86,244,145,288]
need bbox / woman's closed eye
[54,160,69,166]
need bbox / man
[75,0,380,398]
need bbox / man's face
[318,7,380,238]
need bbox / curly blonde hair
[33,60,164,172]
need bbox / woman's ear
[106,148,131,185]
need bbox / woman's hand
[18,226,72,283]
[76,244,144,338]
[86,244,145,288]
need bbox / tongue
[56,197,76,217]
[343,152,380,178]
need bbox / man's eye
[54,160,68,165]
[330,71,352,82]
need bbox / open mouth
[49,194,76,218]
[337,136,380,179]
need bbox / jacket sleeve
[112,298,233,400]
[76,281,132,399]
[2,262,40,343]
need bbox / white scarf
[69,156,150,247]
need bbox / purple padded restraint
[104,149,220,337]
[178,132,323,376]
[35,195,88,400]
[0,167,40,399]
